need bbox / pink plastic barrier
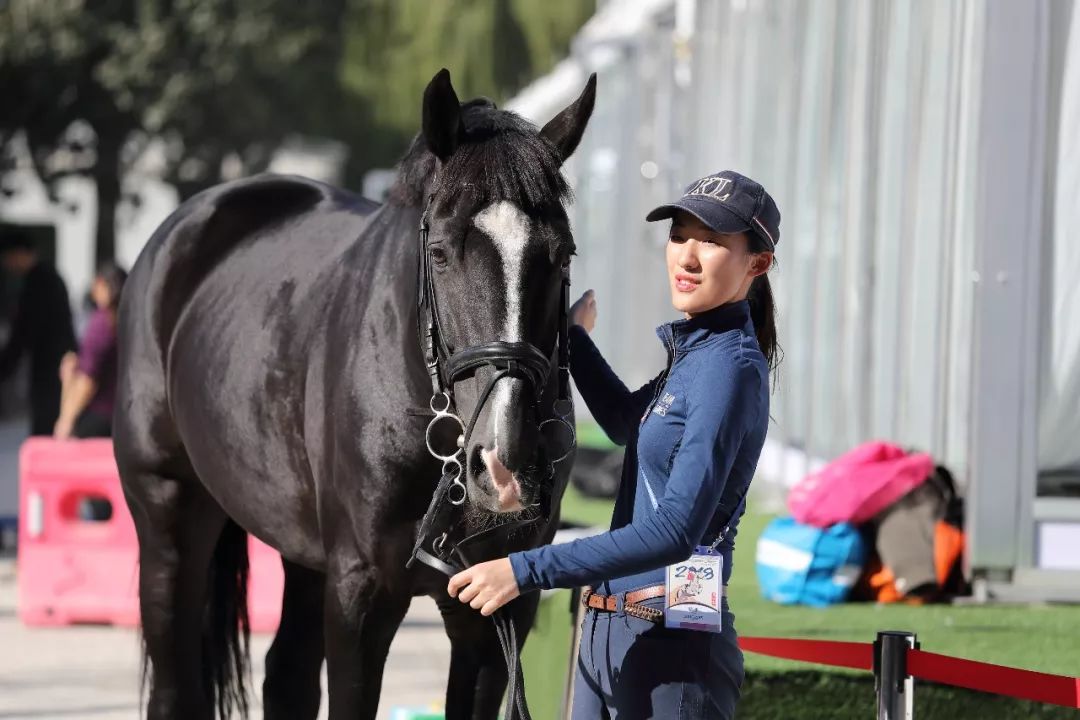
[248,530,286,633]
[786,440,935,528]
[17,437,283,632]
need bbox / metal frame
[967,0,1080,600]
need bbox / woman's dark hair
[95,261,128,310]
[747,233,782,382]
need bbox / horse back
[114,174,381,566]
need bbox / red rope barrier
[738,635,1080,709]
[738,636,873,672]
[907,649,1080,710]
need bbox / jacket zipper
[642,326,678,425]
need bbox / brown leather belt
[580,584,728,624]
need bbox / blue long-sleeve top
[509,300,770,595]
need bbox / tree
[335,0,594,186]
[0,0,346,263]
[0,0,593,261]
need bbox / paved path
[0,559,452,719]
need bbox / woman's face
[665,210,771,317]
[90,277,111,309]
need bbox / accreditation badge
[664,545,723,633]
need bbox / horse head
[418,68,595,516]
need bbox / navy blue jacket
[509,300,769,595]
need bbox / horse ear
[423,68,464,163]
[539,73,597,164]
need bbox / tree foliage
[1,0,345,262]
[337,0,594,183]
[0,0,591,261]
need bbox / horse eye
[430,246,448,266]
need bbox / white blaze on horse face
[474,200,530,343]
[474,201,530,506]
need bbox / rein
[407,182,575,719]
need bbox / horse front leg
[438,590,541,720]
[323,550,412,720]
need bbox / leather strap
[557,269,570,403]
[581,584,729,620]
[413,547,458,577]
[627,584,667,605]
[583,591,618,612]
[447,342,551,389]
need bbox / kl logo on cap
[686,175,733,202]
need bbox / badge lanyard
[662,490,749,633]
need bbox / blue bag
[755,516,866,607]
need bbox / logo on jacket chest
[652,392,676,417]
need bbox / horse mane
[388,99,572,213]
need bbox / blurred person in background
[448,171,781,720]
[54,262,127,440]
[0,230,77,436]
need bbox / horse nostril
[482,446,516,488]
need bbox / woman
[54,262,127,439]
[448,170,781,719]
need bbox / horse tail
[139,634,150,719]
[205,519,252,719]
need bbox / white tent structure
[508,0,1080,601]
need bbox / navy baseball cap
[645,170,780,251]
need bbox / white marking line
[473,201,530,445]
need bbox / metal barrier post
[874,631,917,719]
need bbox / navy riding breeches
[571,594,744,719]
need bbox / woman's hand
[569,289,597,333]
[447,558,521,616]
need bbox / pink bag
[787,441,934,528]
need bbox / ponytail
[748,269,781,384]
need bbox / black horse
[115,68,595,719]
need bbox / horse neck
[363,200,432,397]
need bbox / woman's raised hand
[569,289,597,333]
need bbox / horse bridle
[412,181,575,511]
[407,181,576,720]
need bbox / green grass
[574,420,618,451]
[539,490,1080,718]
[730,513,1080,718]
[728,512,1080,676]
[738,670,1080,719]
[557,481,616,529]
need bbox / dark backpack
[853,465,968,603]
